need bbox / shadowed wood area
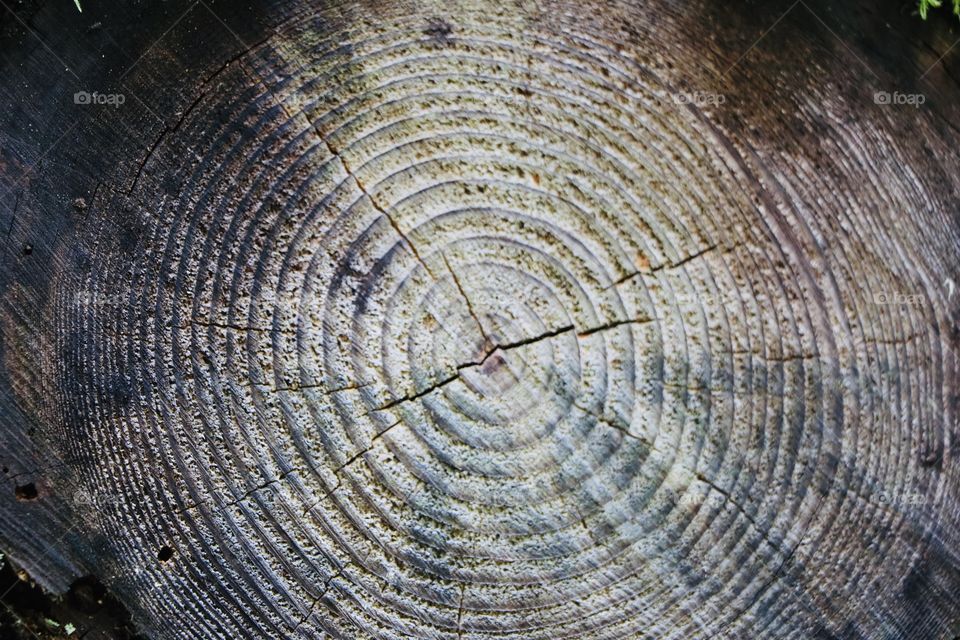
[1,0,959,638]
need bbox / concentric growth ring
[52,3,957,639]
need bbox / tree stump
[1,0,959,638]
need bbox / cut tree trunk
[1,0,959,638]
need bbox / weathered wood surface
[1,0,959,638]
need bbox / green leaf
[917,0,960,19]
[920,0,942,19]
[74,0,82,12]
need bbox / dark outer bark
[0,0,958,638]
